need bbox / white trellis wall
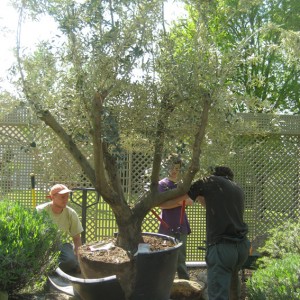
[0,108,299,262]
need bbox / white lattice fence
[230,115,300,246]
[0,108,299,262]
[0,114,36,205]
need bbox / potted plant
[56,233,182,300]
[12,0,239,299]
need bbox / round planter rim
[138,232,183,254]
[56,267,117,283]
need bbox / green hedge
[247,253,300,299]
[247,220,300,299]
[0,200,61,294]
[258,221,300,263]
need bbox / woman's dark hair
[166,153,182,167]
[212,166,234,180]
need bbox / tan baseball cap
[50,184,72,196]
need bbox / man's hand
[184,197,194,206]
[196,196,206,208]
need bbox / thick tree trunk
[116,221,143,255]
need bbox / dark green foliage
[246,253,300,299]
[0,200,61,294]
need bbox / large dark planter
[54,233,182,300]
[131,233,182,300]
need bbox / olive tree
[11,0,251,255]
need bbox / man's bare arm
[160,195,193,209]
[72,233,82,256]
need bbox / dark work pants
[59,243,79,274]
[176,233,190,280]
[206,239,250,300]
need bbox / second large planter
[131,233,181,300]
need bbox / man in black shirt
[188,166,250,300]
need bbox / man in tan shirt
[36,184,83,274]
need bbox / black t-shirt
[188,175,248,244]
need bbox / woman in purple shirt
[158,155,193,280]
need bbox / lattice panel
[142,208,160,233]
[237,113,300,135]
[186,207,207,261]
[230,135,300,242]
[129,152,153,198]
[0,109,299,263]
[0,125,37,206]
[1,125,28,145]
[31,124,95,196]
[0,107,36,125]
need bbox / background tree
[202,0,300,113]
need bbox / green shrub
[257,220,300,267]
[247,221,300,299]
[247,253,300,300]
[0,200,61,294]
